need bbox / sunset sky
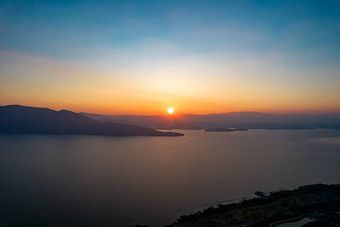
[1,0,340,115]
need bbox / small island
[205,127,249,132]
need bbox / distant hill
[0,105,183,136]
[81,112,340,130]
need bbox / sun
[167,107,174,114]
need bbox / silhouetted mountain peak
[59,109,72,113]
[2,104,54,112]
[0,105,184,136]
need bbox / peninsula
[0,105,184,137]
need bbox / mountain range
[0,105,183,136]
[81,111,340,130]
[1,105,340,137]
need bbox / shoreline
[167,184,340,227]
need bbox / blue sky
[2,0,339,61]
[1,0,340,114]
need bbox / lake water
[0,129,340,226]
[276,217,315,227]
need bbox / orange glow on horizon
[1,51,340,116]
[1,98,339,116]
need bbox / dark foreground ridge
[168,184,340,227]
[0,105,184,137]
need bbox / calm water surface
[0,129,340,226]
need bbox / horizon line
[2,104,340,116]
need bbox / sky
[1,0,340,115]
